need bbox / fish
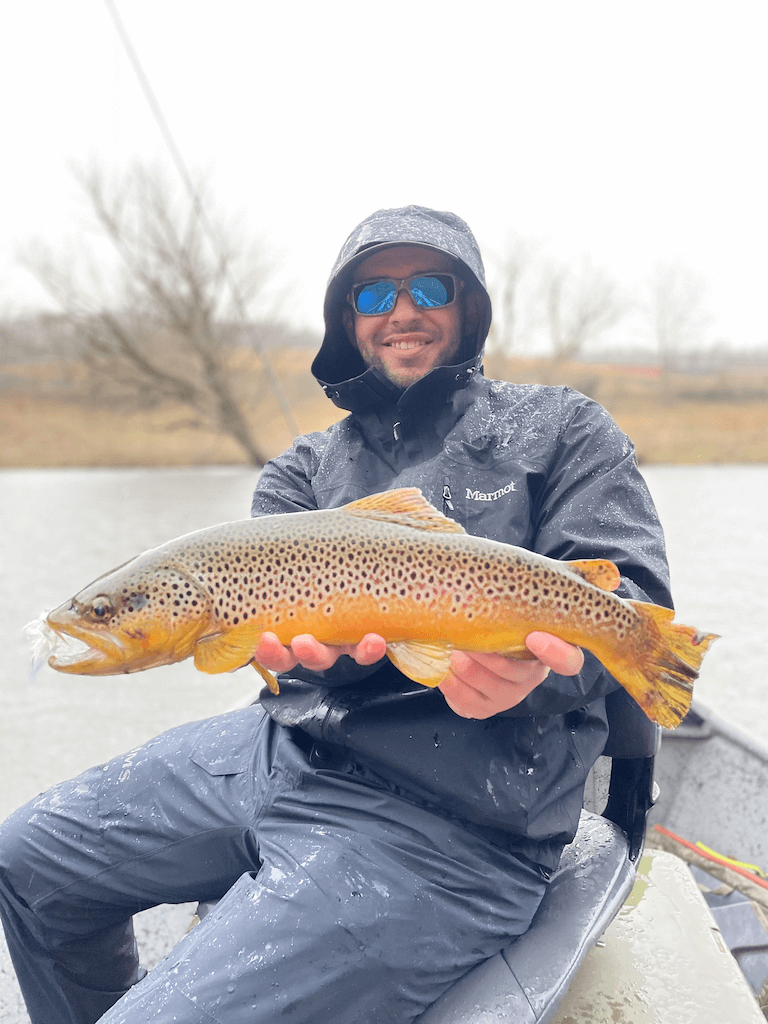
[40,487,718,728]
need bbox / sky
[1,0,767,353]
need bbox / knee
[0,803,39,905]
[0,787,89,905]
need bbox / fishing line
[103,0,301,443]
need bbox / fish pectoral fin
[193,624,262,675]
[251,660,280,695]
[566,558,622,592]
[343,488,466,535]
[386,640,455,687]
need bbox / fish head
[46,555,212,675]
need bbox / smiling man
[0,206,673,1024]
[342,246,475,388]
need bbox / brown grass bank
[2,353,767,468]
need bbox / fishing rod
[103,0,301,441]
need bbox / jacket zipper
[442,481,454,513]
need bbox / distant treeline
[0,314,321,366]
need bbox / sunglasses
[350,273,463,316]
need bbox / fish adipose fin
[566,559,622,591]
[343,488,466,535]
[618,602,719,729]
[193,624,262,675]
[386,639,455,687]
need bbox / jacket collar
[315,350,484,419]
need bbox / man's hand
[255,631,583,720]
[439,632,584,719]
[255,632,387,675]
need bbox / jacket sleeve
[504,389,672,717]
[251,433,324,516]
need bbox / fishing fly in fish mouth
[41,487,717,729]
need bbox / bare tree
[19,165,287,466]
[543,259,627,364]
[485,236,538,355]
[648,263,710,373]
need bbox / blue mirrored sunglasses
[350,273,463,316]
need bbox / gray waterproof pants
[0,705,547,1024]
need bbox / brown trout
[41,488,717,728]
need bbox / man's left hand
[439,632,584,719]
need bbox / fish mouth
[46,620,127,674]
[43,606,131,675]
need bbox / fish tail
[614,602,719,729]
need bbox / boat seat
[416,687,660,1024]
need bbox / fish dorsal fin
[386,639,455,687]
[343,488,466,535]
[566,558,622,592]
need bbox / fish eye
[88,596,115,621]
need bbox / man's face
[343,246,469,389]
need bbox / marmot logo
[466,482,517,501]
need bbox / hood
[312,206,493,400]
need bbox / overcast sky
[1,0,766,352]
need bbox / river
[0,463,765,1019]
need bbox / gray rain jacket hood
[312,206,493,409]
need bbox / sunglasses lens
[353,275,457,315]
[354,280,396,315]
[410,275,454,308]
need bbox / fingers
[254,632,299,673]
[254,632,387,674]
[525,632,584,676]
[440,650,551,719]
[439,634,584,720]
[347,633,388,665]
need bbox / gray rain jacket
[251,206,671,870]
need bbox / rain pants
[0,707,547,1023]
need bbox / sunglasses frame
[349,273,464,317]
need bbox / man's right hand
[255,632,387,675]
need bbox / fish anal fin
[193,623,261,675]
[386,640,454,687]
[567,559,622,592]
[344,488,466,535]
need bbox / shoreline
[3,354,767,467]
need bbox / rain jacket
[251,206,671,870]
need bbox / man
[0,206,671,1024]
